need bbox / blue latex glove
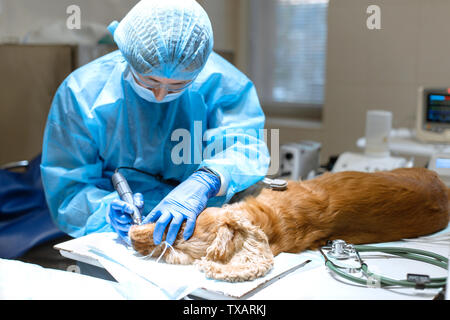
[107,193,144,244]
[143,170,221,245]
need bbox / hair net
[108,0,214,81]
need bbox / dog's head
[195,205,275,282]
[128,207,224,263]
[129,205,275,282]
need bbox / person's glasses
[130,68,193,93]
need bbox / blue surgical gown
[41,51,270,238]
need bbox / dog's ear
[196,211,274,282]
[204,225,237,262]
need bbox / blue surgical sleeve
[40,81,116,237]
[200,76,270,204]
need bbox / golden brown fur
[129,168,449,282]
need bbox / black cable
[115,166,179,187]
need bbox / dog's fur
[129,168,449,282]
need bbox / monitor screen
[436,157,450,169]
[427,94,450,123]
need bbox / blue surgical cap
[108,0,214,80]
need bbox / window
[248,0,329,118]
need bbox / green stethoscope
[319,240,448,289]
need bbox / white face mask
[124,68,187,103]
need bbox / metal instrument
[111,171,142,225]
[320,240,448,290]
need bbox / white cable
[140,244,161,260]
[139,241,177,263]
[156,242,170,263]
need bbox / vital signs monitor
[416,87,450,142]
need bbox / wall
[198,0,238,53]
[0,0,137,42]
[0,45,74,164]
[323,0,450,159]
[265,0,450,164]
[0,0,237,53]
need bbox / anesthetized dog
[129,168,449,282]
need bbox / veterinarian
[40,0,270,246]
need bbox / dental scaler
[112,171,142,225]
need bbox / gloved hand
[143,169,221,245]
[107,193,144,244]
